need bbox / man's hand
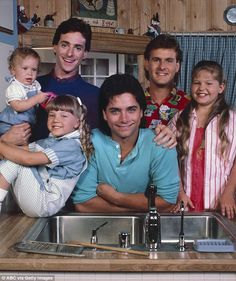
[154,124,177,148]
[96,183,120,205]
[0,123,31,146]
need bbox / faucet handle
[145,184,157,209]
[90,221,108,245]
[90,229,98,244]
[145,209,161,251]
[178,200,185,251]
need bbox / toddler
[0,47,49,135]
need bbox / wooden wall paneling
[17,0,236,33]
[117,0,131,34]
[128,0,141,35]
[137,0,161,35]
[18,0,71,27]
[165,0,187,32]
[26,0,49,26]
[210,0,229,31]
[53,0,71,24]
[155,0,167,32]
[186,0,211,31]
[137,0,146,35]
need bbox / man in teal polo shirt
[72,74,180,212]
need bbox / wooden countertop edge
[1,214,236,272]
[0,258,236,272]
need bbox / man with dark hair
[32,17,99,140]
[144,33,190,129]
[72,74,180,212]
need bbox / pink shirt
[170,109,236,209]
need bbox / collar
[104,131,140,155]
[49,130,80,140]
[145,87,177,98]
[12,78,38,91]
[51,69,80,82]
[145,88,178,105]
[190,108,220,120]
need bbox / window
[79,52,124,87]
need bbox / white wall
[0,42,14,111]
[0,0,17,111]
[0,0,14,31]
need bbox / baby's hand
[40,92,57,109]
[37,91,50,104]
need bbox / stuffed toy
[144,13,161,38]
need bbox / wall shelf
[19,26,150,54]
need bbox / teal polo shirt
[72,128,179,204]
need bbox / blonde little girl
[0,95,93,217]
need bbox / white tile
[128,273,143,280]
[143,273,174,281]
[95,273,112,280]
[219,273,236,281]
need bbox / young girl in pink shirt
[170,60,236,219]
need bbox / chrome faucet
[145,184,161,251]
[90,221,108,245]
[178,201,186,251]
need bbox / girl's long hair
[176,60,230,166]
[46,95,93,159]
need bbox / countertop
[0,213,236,272]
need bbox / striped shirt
[169,109,236,209]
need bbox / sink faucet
[178,201,185,251]
[145,184,161,251]
[90,221,108,245]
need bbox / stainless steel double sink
[20,212,236,249]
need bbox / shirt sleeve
[5,82,26,103]
[72,153,98,204]
[30,138,86,180]
[43,139,83,168]
[151,146,180,204]
[28,142,37,152]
